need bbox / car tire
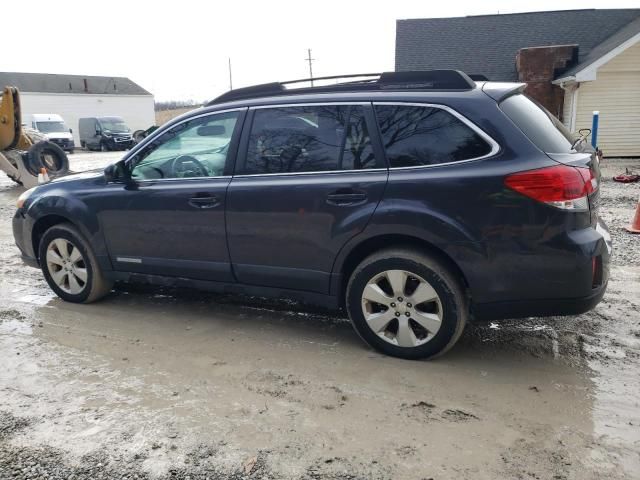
[346,248,467,360]
[39,223,113,303]
[24,141,69,177]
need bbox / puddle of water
[0,318,33,335]
[16,293,56,306]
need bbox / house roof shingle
[395,9,640,81]
[0,72,151,96]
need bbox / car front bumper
[107,137,134,150]
[12,209,38,268]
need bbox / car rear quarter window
[241,105,378,175]
[374,104,494,168]
[500,94,576,154]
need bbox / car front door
[98,108,246,281]
[226,103,388,294]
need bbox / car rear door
[225,103,388,293]
[98,108,246,282]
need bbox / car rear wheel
[39,223,113,303]
[346,248,467,359]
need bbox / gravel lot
[0,151,639,479]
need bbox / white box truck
[23,114,75,153]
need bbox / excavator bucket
[0,86,21,150]
[0,85,69,188]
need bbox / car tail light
[504,165,595,210]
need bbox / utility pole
[228,57,233,90]
[305,48,315,86]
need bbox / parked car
[24,113,75,153]
[13,70,611,359]
[79,116,134,151]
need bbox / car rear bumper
[472,281,608,321]
[470,218,611,321]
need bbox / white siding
[19,93,155,146]
[562,84,577,130]
[562,88,572,129]
[574,41,640,157]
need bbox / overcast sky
[5,0,638,101]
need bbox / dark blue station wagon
[13,71,612,359]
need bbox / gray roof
[396,9,640,81]
[0,72,152,96]
[560,15,640,79]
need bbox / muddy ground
[0,152,639,480]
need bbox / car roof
[31,114,64,121]
[154,75,525,138]
[207,70,480,106]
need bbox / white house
[395,9,640,157]
[0,72,155,146]
[555,18,640,158]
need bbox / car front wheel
[39,223,113,303]
[346,248,467,359]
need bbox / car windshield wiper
[571,128,591,151]
[571,136,584,150]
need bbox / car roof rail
[207,70,477,106]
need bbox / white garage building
[0,72,155,146]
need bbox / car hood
[48,169,104,185]
[43,132,74,141]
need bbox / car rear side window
[374,104,493,168]
[241,105,378,174]
[500,94,575,154]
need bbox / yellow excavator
[0,86,69,187]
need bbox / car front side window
[130,111,240,180]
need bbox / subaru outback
[13,70,611,359]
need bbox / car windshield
[36,121,67,133]
[100,119,130,133]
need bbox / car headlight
[16,187,37,209]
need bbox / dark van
[79,116,134,151]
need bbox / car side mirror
[103,163,117,183]
[104,162,130,183]
[96,129,101,135]
[69,128,73,134]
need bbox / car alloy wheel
[45,238,88,295]
[361,269,443,347]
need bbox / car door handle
[188,194,220,209]
[326,190,367,206]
